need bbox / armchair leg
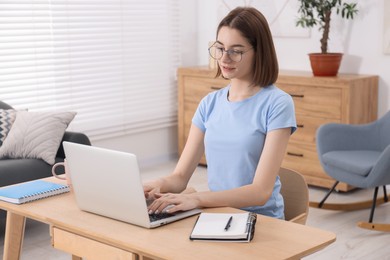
[357,222,390,232]
[358,186,390,232]
[318,181,339,208]
[369,187,379,223]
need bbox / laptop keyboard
[149,212,174,222]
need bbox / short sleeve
[267,93,297,134]
[192,96,207,133]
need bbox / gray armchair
[315,110,390,231]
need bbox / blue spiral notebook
[0,180,70,204]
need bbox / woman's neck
[228,80,261,102]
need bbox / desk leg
[3,212,26,260]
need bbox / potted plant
[296,0,358,76]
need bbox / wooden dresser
[177,66,378,191]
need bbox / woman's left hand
[147,192,199,214]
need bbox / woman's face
[215,26,254,81]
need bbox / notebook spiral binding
[20,186,70,204]
[245,212,257,242]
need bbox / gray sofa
[0,100,91,218]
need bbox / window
[0,0,181,141]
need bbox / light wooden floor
[1,161,389,260]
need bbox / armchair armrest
[316,122,378,156]
[56,131,91,159]
[367,144,390,187]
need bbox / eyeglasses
[208,45,253,62]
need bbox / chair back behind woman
[279,167,309,224]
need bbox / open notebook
[190,212,257,242]
[63,142,201,228]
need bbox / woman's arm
[196,127,291,208]
[143,124,205,197]
[148,127,291,213]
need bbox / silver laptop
[62,141,201,228]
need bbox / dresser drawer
[278,84,342,119]
[283,142,330,180]
[292,115,341,144]
[183,77,227,103]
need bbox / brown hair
[215,7,278,87]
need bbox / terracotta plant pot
[308,53,343,76]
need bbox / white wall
[195,0,390,116]
[93,126,178,169]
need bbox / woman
[144,6,296,219]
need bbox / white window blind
[0,0,181,141]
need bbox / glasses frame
[208,44,253,62]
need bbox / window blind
[0,0,181,141]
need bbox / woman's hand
[147,192,199,214]
[143,180,162,201]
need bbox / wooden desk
[1,179,336,260]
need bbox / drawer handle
[290,94,304,98]
[297,124,304,128]
[210,86,222,90]
[287,152,304,157]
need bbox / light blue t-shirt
[192,84,296,219]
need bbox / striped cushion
[0,109,17,147]
[0,111,76,164]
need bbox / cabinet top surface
[177,66,378,82]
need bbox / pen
[224,216,233,231]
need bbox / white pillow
[0,111,76,165]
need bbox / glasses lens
[228,51,242,62]
[209,46,221,60]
